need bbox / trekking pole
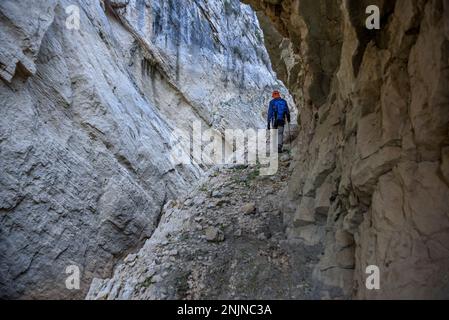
[288,122,292,146]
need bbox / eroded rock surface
[3,0,448,300]
[0,0,289,299]
[244,0,449,299]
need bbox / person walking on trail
[267,90,291,153]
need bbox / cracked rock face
[0,0,289,299]
[245,0,449,299]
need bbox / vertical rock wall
[0,0,286,299]
[245,0,449,299]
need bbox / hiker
[267,90,291,153]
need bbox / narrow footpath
[88,148,322,300]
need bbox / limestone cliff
[0,0,287,299]
[244,0,449,299]
[2,0,448,301]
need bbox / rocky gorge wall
[244,0,449,299]
[0,0,288,299]
[2,0,448,301]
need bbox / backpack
[273,99,288,121]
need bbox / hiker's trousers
[277,125,284,152]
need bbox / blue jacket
[268,98,290,127]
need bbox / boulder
[205,227,225,243]
[241,202,257,215]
